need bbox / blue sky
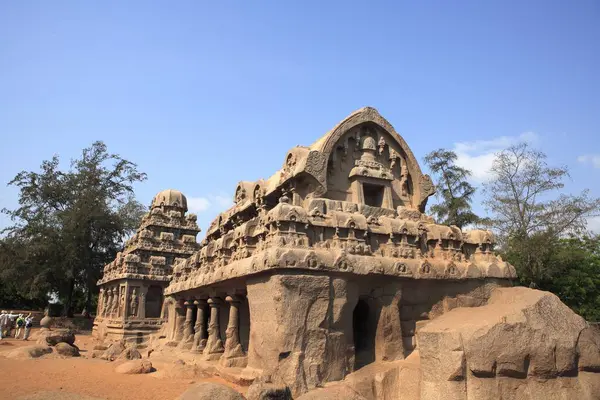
[1,1,599,235]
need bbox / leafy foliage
[545,236,600,322]
[481,142,600,320]
[483,143,600,240]
[424,149,480,229]
[1,141,146,315]
[503,235,600,322]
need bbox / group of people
[0,310,34,340]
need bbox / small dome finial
[151,189,188,212]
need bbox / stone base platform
[147,343,255,387]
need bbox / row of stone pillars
[176,295,246,368]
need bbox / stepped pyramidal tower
[93,189,200,342]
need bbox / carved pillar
[220,295,247,367]
[97,288,104,317]
[203,297,224,360]
[174,299,186,342]
[351,180,364,205]
[193,298,208,353]
[178,299,195,349]
[382,186,393,209]
[138,285,148,319]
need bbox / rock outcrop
[296,386,368,400]
[100,342,125,361]
[117,346,142,360]
[37,329,76,346]
[114,359,154,374]
[418,287,600,400]
[55,342,80,357]
[176,382,245,400]
[6,345,53,359]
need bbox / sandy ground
[0,329,245,400]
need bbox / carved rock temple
[95,108,600,399]
[93,189,200,343]
[154,107,517,394]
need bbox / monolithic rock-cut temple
[158,108,514,389]
[93,189,200,342]
[95,107,600,399]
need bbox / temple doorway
[353,298,376,370]
[145,286,163,318]
[239,297,250,352]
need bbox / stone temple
[93,189,200,342]
[94,108,600,399]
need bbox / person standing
[15,314,25,339]
[23,314,34,341]
[5,311,18,337]
[0,311,6,339]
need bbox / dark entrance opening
[353,298,375,370]
[363,183,385,207]
[145,286,163,318]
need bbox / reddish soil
[0,329,245,400]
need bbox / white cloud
[588,216,600,234]
[453,131,539,182]
[187,197,211,213]
[213,195,233,209]
[187,193,232,214]
[577,154,600,169]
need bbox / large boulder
[55,342,80,357]
[6,345,53,359]
[177,382,245,400]
[418,287,600,400]
[39,315,52,328]
[115,359,153,374]
[117,346,142,360]
[100,342,125,361]
[578,325,600,372]
[37,329,76,346]
[296,386,367,400]
[155,361,210,380]
[247,381,292,400]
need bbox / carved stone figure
[129,288,138,317]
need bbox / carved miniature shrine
[93,189,200,343]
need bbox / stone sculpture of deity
[119,288,126,317]
[130,288,139,317]
[112,288,119,317]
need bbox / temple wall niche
[239,298,251,353]
[324,124,414,209]
[145,285,163,318]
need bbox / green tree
[0,235,51,309]
[2,141,146,316]
[484,143,600,288]
[544,235,600,322]
[424,149,480,229]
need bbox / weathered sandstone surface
[114,359,153,374]
[176,382,244,400]
[418,287,600,400]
